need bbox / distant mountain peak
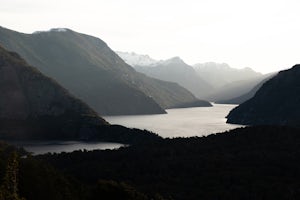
[116,51,158,67]
[162,56,186,65]
[116,51,189,68]
[193,62,262,90]
[166,56,183,62]
[193,62,231,70]
[242,67,257,72]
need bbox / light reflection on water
[104,103,243,138]
[11,141,124,155]
[9,104,242,155]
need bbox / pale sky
[1,0,300,73]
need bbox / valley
[0,11,299,199]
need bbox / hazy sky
[1,0,300,73]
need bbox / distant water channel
[12,141,124,155]
[104,103,243,138]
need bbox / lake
[104,103,243,138]
[13,104,242,155]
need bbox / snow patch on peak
[116,51,159,67]
[50,28,68,32]
[33,28,69,34]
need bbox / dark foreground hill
[36,126,300,200]
[227,65,300,127]
[0,45,106,139]
[0,26,204,115]
[0,45,162,143]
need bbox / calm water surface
[12,141,124,155]
[12,104,241,155]
[104,103,243,138]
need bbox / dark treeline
[0,142,166,200]
[1,126,300,199]
[36,126,300,200]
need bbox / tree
[0,151,25,200]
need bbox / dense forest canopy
[1,126,300,200]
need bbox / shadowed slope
[0,45,108,139]
[227,65,300,127]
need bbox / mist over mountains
[217,74,275,104]
[132,56,213,99]
[1,0,300,198]
[194,62,262,88]
[117,51,266,103]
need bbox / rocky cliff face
[0,46,108,140]
[227,65,300,127]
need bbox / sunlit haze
[1,0,300,73]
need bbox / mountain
[117,52,265,102]
[0,27,202,115]
[134,57,214,99]
[194,62,262,89]
[217,74,274,104]
[116,51,159,66]
[0,45,108,139]
[0,45,163,144]
[117,52,214,100]
[227,65,300,127]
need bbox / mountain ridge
[0,26,206,115]
[117,51,214,99]
[117,51,265,102]
[193,62,262,89]
[116,51,159,67]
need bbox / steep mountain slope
[134,57,213,99]
[0,45,107,139]
[227,65,300,127]
[134,72,212,108]
[118,52,214,99]
[0,46,163,144]
[194,62,262,89]
[0,27,202,115]
[217,74,274,104]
